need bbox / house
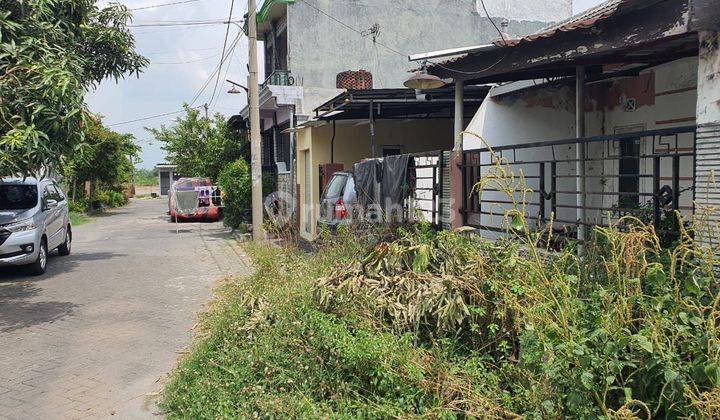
[414,0,720,242]
[294,86,488,239]
[236,0,575,230]
[155,163,181,196]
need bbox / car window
[0,185,38,210]
[343,177,356,202]
[324,175,347,199]
[44,185,60,203]
[51,184,66,202]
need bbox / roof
[154,163,177,170]
[427,0,701,84]
[498,0,626,48]
[314,86,490,121]
[244,0,294,35]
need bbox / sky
[87,0,605,170]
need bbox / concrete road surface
[0,199,249,419]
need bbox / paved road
[0,199,249,419]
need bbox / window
[51,184,66,202]
[382,146,404,157]
[0,185,38,210]
[323,175,347,199]
[618,139,640,207]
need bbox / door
[42,184,63,248]
[160,171,171,195]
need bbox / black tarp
[353,159,381,208]
[381,154,410,207]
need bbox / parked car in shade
[168,178,222,222]
[0,177,71,275]
[317,171,357,231]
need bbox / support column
[576,66,586,244]
[454,81,465,151]
[695,31,720,246]
[450,80,465,229]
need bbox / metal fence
[406,150,444,226]
[461,126,697,236]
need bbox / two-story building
[235,0,575,237]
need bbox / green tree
[0,0,147,177]
[62,117,140,200]
[217,159,251,229]
[147,104,249,181]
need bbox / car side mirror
[44,199,58,211]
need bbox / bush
[163,148,720,418]
[68,199,88,213]
[89,189,128,210]
[218,159,251,229]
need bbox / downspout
[576,66,586,245]
[331,120,336,163]
[289,105,296,221]
[369,100,376,158]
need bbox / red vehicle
[168,178,222,221]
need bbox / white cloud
[87,0,250,169]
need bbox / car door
[51,183,69,243]
[42,184,63,249]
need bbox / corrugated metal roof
[430,0,630,68]
[496,0,625,47]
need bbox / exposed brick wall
[336,70,373,90]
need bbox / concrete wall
[297,119,454,239]
[463,57,699,232]
[286,0,572,89]
[695,31,720,244]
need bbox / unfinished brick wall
[336,70,373,90]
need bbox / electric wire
[208,0,237,107]
[129,0,202,11]
[107,34,243,127]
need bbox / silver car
[0,178,72,275]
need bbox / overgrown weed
[163,132,719,418]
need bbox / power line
[296,0,406,58]
[478,0,507,44]
[208,0,237,107]
[107,34,243,128]
[129,0,202,10]
[141,46,221,55]
[107,108,198,127]
[152,52,222,65]
[128,19,241,27]
[190,31,243,107]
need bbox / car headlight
[4,219,36,233]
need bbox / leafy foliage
[164,141,719,418]
[217,158,251,229]
[0,0,147,176]
[147,105,249,181]
[62,117,139,195]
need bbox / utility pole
[248,0,265,240]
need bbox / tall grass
[163,133,719,418]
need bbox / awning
[425,0,706,84]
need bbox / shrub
[218,159,251,229]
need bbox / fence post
[539,162,546,222]
[550,160,558,219]
[672,155,680,212]
[653,156,661,229]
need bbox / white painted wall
[463,57,699,231]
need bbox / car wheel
[58,227,71,256]
[28,239,48,276]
